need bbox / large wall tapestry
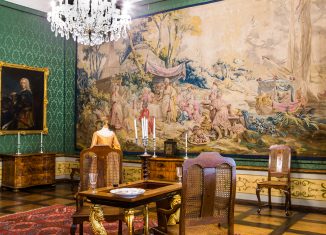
[76,0,326,157]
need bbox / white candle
[18,132,20,145]
[144,118,146,138]
[141,117,144,139]
[143,117,146,138]
[146,118,148,138]
[185,132,188,148]
[153,117,156,139]
[41,132,43,144]
[134,119,138,139]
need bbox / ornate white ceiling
[4,0,147,13]
[4,0,52,12]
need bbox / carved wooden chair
[256,145,292,216]
[70,146,124,235]
[159,152,236,235]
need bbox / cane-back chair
[256,145,292,216]
[70,146,124,235]
[164,152,236,235]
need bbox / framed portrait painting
[0,61,49,134]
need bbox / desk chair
[70,146,124,235]
[159,152,236,235]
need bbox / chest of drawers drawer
[149,157,183,182]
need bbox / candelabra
[138,136,152,180]
[142,136,148,155]
[152,138,157,158]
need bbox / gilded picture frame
[0,61,49,134]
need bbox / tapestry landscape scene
[76,0,326,157]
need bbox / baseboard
[236,198,326,214]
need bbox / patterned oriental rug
[0,204,157,235]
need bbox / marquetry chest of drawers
[149,157,184,181]
[0,153,56,191]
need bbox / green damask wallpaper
[0,2,76,154]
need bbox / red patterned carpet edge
[0,204,157,235]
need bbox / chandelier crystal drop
[47,0,131,46]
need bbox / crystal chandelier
[47,0,131,46]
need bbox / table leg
[143,204,149,235]
[124,208,135,235]
[89,204,107,235]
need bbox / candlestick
[16,132,21,155]
[40,132,44,153]
[152,137,157,158]
[184,132,188,159]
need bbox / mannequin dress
[90,127,121,185]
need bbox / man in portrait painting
[1,77,34,130]
[16,77,34,129]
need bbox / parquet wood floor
[0,182,325,235]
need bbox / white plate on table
[110,188,145,198]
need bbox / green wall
[0,2,76,154]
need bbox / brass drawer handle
[157,163,166,168]
[158,174,165,179]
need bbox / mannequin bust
[90,117,121,150]
[97,118,111,137]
